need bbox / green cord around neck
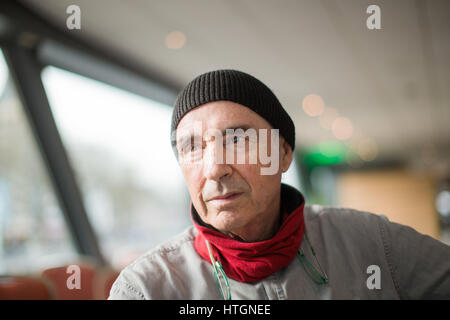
[205,233,328,300]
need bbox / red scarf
[192,187,305,283]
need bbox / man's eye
[225,135,245,145]
[180,143,201,155]
[190,144,201,152]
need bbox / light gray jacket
[108,204,450,300]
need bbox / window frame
[0,1,177,267]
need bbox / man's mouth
[207,192,243,202]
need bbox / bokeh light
[165,31,186,49]
[302,94,325,117]
[332,117,353,140]
[356,138,378,161]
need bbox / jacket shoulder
[304,204,388,229]
[303,204,388,255]
[109,226,199,299]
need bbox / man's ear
[281,138,293,173]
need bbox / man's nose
[203,143,232,181]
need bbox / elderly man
[109,70,450,300]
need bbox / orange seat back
[41,264,96,300]
[0,276,52,300]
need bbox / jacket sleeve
[378,216,450,299]
[107,272,146,300]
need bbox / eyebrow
[177,125,253,147]
[221,125,253,135]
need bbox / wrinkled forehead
[175,101,273,140]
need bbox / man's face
[175,101,293,237]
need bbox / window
[0,50,78,274]
[41,66,191,269]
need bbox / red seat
[0,276,52,300]
[41,263,96,300]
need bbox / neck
[223,196,282,242]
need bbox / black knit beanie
[171,69,295,154]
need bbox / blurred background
[0,0,449,299]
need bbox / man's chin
[211,210,243,232]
